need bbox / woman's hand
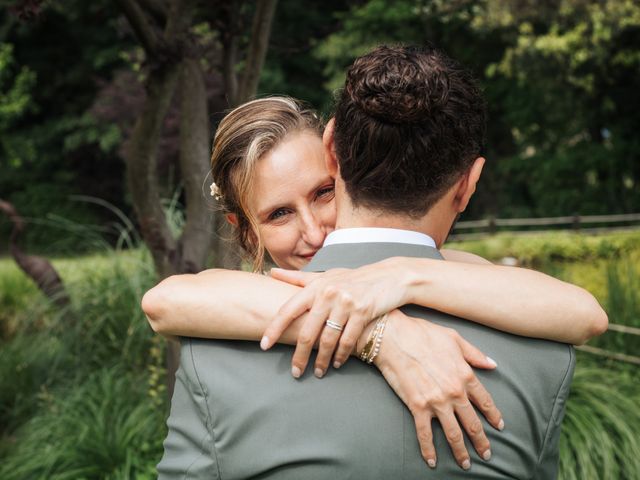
[372,310,503,470]
[264,261,412,377]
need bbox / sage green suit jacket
[157,242,575,479]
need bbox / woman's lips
[300,251,317,260]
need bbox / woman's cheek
[263,224,299,268]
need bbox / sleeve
[157,339,221,480]
[532,345,576,480]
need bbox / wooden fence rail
[576,322,640,365]
[451,212,640,240]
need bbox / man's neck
[334,186,454,248]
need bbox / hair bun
[345,47,450,124]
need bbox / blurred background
[1,0,639,478]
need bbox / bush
[452,230,640,265]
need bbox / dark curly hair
[333,44,487,217]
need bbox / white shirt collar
[323,227,436,248]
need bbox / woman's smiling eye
[268,208,290,221]
[316,185,335,198]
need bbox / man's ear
[225,213,238,226]
[322,118,339,178]
[454,157,485,212]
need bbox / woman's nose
[300,211,325,248]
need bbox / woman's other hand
[264,259,411,378]
[372,310,503,470]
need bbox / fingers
[261,289,314,350]
[454,400,492,462]
[313,307,349,377]
[437,408,472,470]
[414,414,437,468]
[467,376,504,431]
[457,336,497,370]
[269,268,318,287]
[332,313,366,368]
[289,302,331,378]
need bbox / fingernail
[314,368,324,378]
[486,356,497,367]
[483,449,492,461]
[291,366,301,378]
[427,459,436,468]
[498,419,505,430]
[461,459,471,470]
[333,361,342,369]
[260,336,270,350]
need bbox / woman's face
[248,130,336,270]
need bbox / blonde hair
[211,96,324,271]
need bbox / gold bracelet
[366,314,388,364]
[359,316,383,361]
[359,314,388,363]
[365,314,388,364]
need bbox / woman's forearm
[142,269,304,344]
[400,256,608,345]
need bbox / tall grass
[559,360,640,480]
[0,248,165,476]
[0,367,165,480]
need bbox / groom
[158,45,574,479]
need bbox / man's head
[324,45,487,242]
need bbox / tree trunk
[237,0,279,102]
[176,57,214,274]
[126,64,181,278]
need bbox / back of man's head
[333,44,487,217]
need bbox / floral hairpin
[210,182,223,201]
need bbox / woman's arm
[416,250,608,344]
[267,253,608,351]
[142,269,303,343]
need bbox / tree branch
[237,0,278,102]
[176,57,215,273]
[113,0,164,58]
[137,0,168,25]
[0,200,70,307]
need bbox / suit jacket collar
[304,242,443,272]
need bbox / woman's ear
[322,118,339,178]
[225,213,238,226]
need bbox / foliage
[450,230,640,265]
[477,0,640,216]
[0,247,161,459]
[0,1,134,253]
[0,367,165,480]
[0,42,35,131]
[559,359,640,480]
